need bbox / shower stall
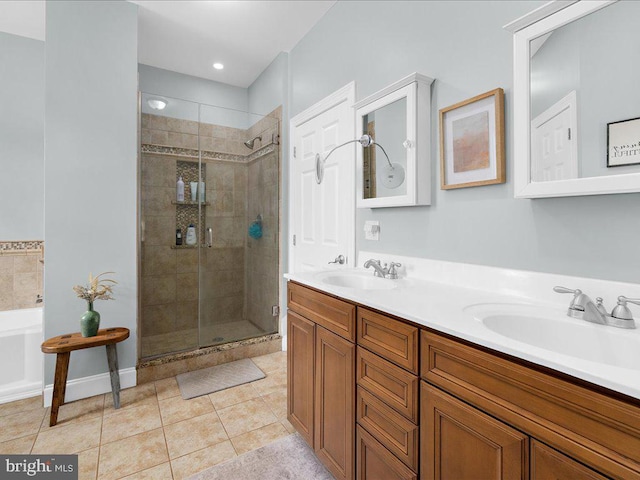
[138,94,280,360]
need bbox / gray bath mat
[187,433,334,480]
[176,358,266,400]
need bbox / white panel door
[291,85,355,273]
[531,91,578,182]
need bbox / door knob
[328,255,345,265]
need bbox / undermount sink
[465,303,640,370]
[320,272,398,291]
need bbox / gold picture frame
[440,88,505,189]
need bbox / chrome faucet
[364,259,387,277]
[554,286,639,329]
[363,259,402,279]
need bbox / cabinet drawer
[357,307,418,374]
[422,330,640,479]
[356,425,417,480]
[288,282,356,341]
[357,347,419,423]
[357,386,418,472]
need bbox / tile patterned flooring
[0,351,291,479]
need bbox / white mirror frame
[354,73,433,208]
[509,0,640,198]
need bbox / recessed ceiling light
[147,98,167,110]
[213,62,224,70]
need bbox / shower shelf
[172,201,210,206]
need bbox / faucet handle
[611,296,640,320]
[553,286,580,295]
[553,286,586,311]
[387,262,402,279]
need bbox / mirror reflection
[529,0,640,182]
[362,97,407,198]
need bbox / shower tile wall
[0,241,44,312]
[140,111,279,359]
[141,115,204,357]
[245,110,281,332]
[141,150,197,357]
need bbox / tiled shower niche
[174,160,207,247]
[139,108,280,360]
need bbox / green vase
[80,302,101,337]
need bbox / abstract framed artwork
[440,88,505,189]
[607,117,640,168]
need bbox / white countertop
[285,254,640,400]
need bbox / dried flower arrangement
[73,272,117,305]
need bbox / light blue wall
[248,52,288,116]
[289,0,640,283]
[0,33,44,240]
[44,1,138,383]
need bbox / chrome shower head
[244,135,262,150]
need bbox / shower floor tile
[140,319,273,358]
[200,319,266,345]
[0,350,287,479]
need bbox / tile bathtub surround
[0,351,291,480]
[0,243,44,312]
[0,240,44,253]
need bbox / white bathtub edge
[43,367,137,408]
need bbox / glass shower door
[197,104,280,347]
[139,94,200,359]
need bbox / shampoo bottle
[176,229,183,246]
[186,224,197,246]
[177,177,185,202]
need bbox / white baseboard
[43,368,137,407]
[0,384,42,405]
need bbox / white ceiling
[0,0,336,88]
[0,1,46,41]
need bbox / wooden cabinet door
[356,425,417,480]
[287,311,315,447]
[315,325,355,480]
[531,440,608,480]
[422,382,528,480]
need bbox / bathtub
[0,308,43,404]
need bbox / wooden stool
[41,327,130,427]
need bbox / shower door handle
[206,227,213,248]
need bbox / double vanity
[285,254,640,480]
[284,1,640,478]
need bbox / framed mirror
[508,0,640,198]
[355,73,434,208]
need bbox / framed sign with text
[607,117,640,167]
